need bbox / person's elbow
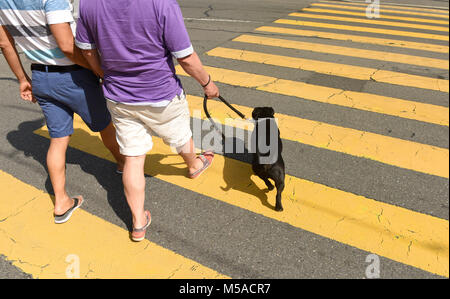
[0,38,13,51]
[58,42,75,58]
[177,52,196,65]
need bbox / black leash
[203,95,247,139]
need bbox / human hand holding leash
[202,75,219,99]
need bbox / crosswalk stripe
[255,26,449,53]
[206,47,449,92]
[33,117,450,277]
[311,3,450,19]
[0,170,228,279]
[233,35,449,70]
[274,19,449,41]
[186,94,448,178]
[318,0,450,14]
[288,12,449,32]
[177,65,449,129]
[302,7,449,25]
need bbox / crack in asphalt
[203,4,213,17]
[0,196,38,223]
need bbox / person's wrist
[201,75,211,88]
[18,75,29,83]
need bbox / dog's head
[252,107,275,120]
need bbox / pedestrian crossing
[178,66,449,128]
[232,35,449,70]
[302,7,450,25]
[274,18,449,41]
[204,48,448,91]
[0,170,228,279]
[255,26,449,53]
[32,114,449,278]
[287,12,449,32]
[317,0,449,14]
[0,1,448,278]
[310,2,449,19]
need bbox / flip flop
[54,196,84,224]
[189,151,214,179]
[131,210,151,242]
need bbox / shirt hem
[171,45,194,59]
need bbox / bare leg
[177,138,204,174]
[122,155,147,228]
[99,121,125,171]
[47,136,73,215]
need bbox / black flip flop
[54,196,83,224]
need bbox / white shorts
[106,92,192,156]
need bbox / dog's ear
[252,108,261,120]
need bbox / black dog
[251,107,285,211]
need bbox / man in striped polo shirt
[0,0,124,224]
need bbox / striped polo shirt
[0,0,76,66]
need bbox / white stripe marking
[184,17,262,23]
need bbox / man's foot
[131,210,151,242]
[54,195,84,224]
[189,151,214,179]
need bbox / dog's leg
[263,178,274,191]
[274,179,285,212]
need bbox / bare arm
[177,52,219,98]
[80,49,104,78]
[49,22,91,69]
[0,26,35,102]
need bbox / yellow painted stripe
[303,8,449,25]
[255,26,449,53]
[0,170,228,279]
[311,3,450,19]
[275,19,449,41]
[318,0,450,14]
[207,47,449,92]
[178,65,449,129]
[233,35,449,70]
[289,12,449,32]
[34,118,450,277]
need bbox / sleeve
[75,0,96,50]
[44,0,74,25]
[161,0,194,59]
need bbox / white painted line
[184,17,263,23]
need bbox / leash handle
[204,95,246,119]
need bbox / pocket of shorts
[175,91,188,105]
[31,71,47,98]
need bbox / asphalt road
[0,0,448,279]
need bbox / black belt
[31,64,83,72]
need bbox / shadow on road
[6,118,133,230]
[7,117,279,233]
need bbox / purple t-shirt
[75,0,193,105]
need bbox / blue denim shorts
[32,67,111,138]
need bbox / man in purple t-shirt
[75,0,219,242]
